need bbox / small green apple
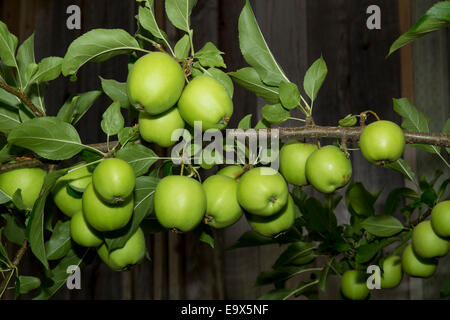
[70,211,103,247]
[412,220,449,259]
[139,107,185,148]
[203,175,243,229]
[339,270,370,300]
[401,244,437,278]
[359,120,405,165]
[380,255,403,289]
[0,167,46,209]
[305,145,352,194]
[92,158,135,204]
[246,195,295,237]
[279,141,317,186]
[217,165,245,180]
[431,200,450,237]
[154,175,206,232]
[127,52,185,115]
[237,167,288,217]
[82,183,134,232]
[178,75,233,130]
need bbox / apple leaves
[101,101,124,136]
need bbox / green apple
[178,75,233,130]
[217,165,245,180]
[82,183,134,232]
[246,195,295,237]
[237,167,288,217]
[359,120,405,165]
[92,158,135,203]
[70,211,103,247]
[139,107,185,148]
[97,228,146,271]
[380,255,403,289]
[279,141,318,186]
[412,220,449,259]
[305,145,352,194]
[154,175,206,232]
[402,244,437,278]
[431,200,450,237]
[203,175,243,229]
[127,52,185,115]
[0,167,46,209]
[339,270,370,300]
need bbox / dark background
[0,0,449,299]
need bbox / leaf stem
[283,279,320,300]
[288,117,306,123]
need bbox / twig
[0,159,43,173]
[0,239,27,299]
[0,82,43,117]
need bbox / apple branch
[0,81,44,117]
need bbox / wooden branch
[0,82,43,117]
[0,159,43,173]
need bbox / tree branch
[0,81,43,117]
[0,159,43,173]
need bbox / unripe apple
[92,158,135,204]
[97,228,146,271]
[237,167,288,217]
[412,220,449,259]
[82,183,134,232]
[305,145,352,194]
[203,175,243,229]
[0,167,46,209]
[339,270,370,300]
[431,200,450,237]
[217,165,245,180]
[127,52,185,115]
[380,255,403,289]
[138,107,185,148]
[70,211,103,247]
[359,120,405,165]
[401,244,437,278]
[178,75,233,130]
[246,195,295,237]
[154,175,206,232]
[279,141,317,186]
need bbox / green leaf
[437,178,450,201]
[238,114,253,129]
[101,101,124,136]
[345,182,379,217]
[202,67,233,98]
[229,67,279,103]
[3,214,25,245]
[0,188,12,204]
[8,117,85,160]
[255,266,305,286]
[303,56,327,103]
[0,104,21,133]
[238,0,288,86]
[319,257,334,292]
[105,176,159,251]
[26,169,67,270]
[420,188,438,208]
[12,189,27,210]
[72,90,102,125]
[27,82,47,116]
[440,277,450,299]
[273,242,315,269]
[19,275,41,294]
[262,104,290,124]
[339,114,358,127]
[118,126,139,147]
[62,29,141,76]
[30,57,63,83]
[385,187,419,215]
[258,288,294,300]
[16,34,35,88]
[45,220,72,261]
[116,144,158,177]
[388,1,450,56]
[0,21,18,68]
[192,223,214,248]
[227,230,276,250]
[355,242,380,264]
[384,159,416,182]
[138,4,173,52]
[174,34,191,59]
[301,198,337,234]
[165,0,198,32]
[56,95,78,123]
[279,81,300,110]
[195,42,226,68]
[361,215,404,237]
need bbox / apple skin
[178,75,233,130]
[139,107,185,148]
[127,52,185,115]
[97,228,146,271]
[380,255,403,289]
[359,120,405,165]
[203,175,243,229]
[82,183,134,232]
[340,270,370,300]
[279,141,318,186]
[70,211,103,247]
[0,168,46,209]
[305,145,352,194]
[92,158,135,204]
[246,195,295,237]
[401,244,437,278]
[154,175,206,232]
[412,220,449,259]
[431,200,450,237]
[217,165,245,180]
